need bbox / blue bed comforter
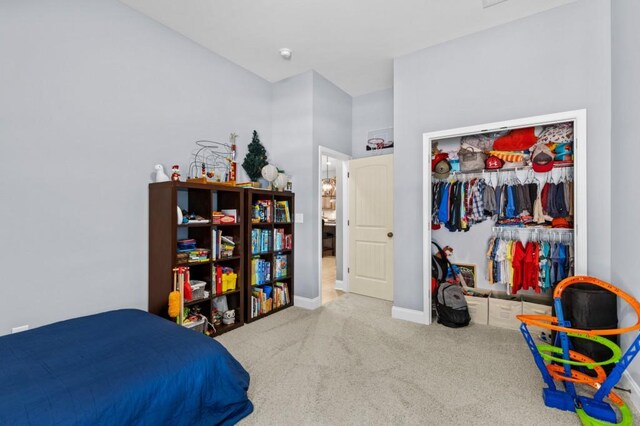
[0,309,253,426]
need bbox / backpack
[436,282,471,328]
[431,241,470,328]
[431,242,451,286]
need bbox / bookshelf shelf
[213,256,242,262]
[214,287,242,296]
[184,296,212,307]
[245,188,295,323]
[214,322,243,335]
[149,181,245,337]
[178,222,212,228]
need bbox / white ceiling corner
[120,0,577,96]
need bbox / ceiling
[120,0,576,96]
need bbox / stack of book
[274,282,290,308]
[274,228,293,251]
[187,249,210,263]
[177,239,210,263]
[251,229,272,254]
[252,200,272,223]
[251,285,273,318]
[250,257,271,285]
[274,201,291,223]
[274,254,288,279]
[212,230,236,259]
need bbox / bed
[0,309,253,425]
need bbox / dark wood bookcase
[148,181,245,336]
[245,188,295,323]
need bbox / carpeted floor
[217,294,630,425]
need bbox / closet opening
[318,147,351,305]
[422,110,587,326]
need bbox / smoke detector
[279,48,292,60]
[482,0,508,8]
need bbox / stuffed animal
[222,309,236,325]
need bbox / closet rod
[434,163,574,176]
[491,227,573,233]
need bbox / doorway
[318,147,351,305]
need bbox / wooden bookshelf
[244,188,295,323]
[148,181,245,337]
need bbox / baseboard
[335,280,347,292]
[391,306,426,324]
[293,296,322,310]
[620,371,640,412]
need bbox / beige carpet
[217,294,631,425]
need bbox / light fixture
[322,156,332,193]
[279,48,292,60]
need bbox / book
[274,254,288,279]
[251,257,271,285]
[275,201,291,222]
[251,229,272,254]
[252,200,272,223]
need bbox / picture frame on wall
[453,263,476,288]
[366,127,394,154]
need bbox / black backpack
[431,242,471,328]
[435,283,471,328]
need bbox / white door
[348,155,394,301]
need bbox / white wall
[611,0,640,388]
[352,89,394,158]
[393,0,611,312]
[0,0,273,334]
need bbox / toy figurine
[171,165,181,182]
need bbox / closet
[422,110,587,327]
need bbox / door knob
[387,232,394,238]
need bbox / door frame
[318,146,351,303]
[422,109,587,325]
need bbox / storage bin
[464,290,489,325]
[489,292,522,330]
[190,280,207,300]
[522,296,553,341]
[183,315,206,333]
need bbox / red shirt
[523,242,540,293]
[511,241,526,293]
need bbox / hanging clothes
[433,177,490,232]
[485,232,572,295]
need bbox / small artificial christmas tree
[242,130,268,182]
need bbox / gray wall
[352,89,394,158]
[393,0,611,311]
[611,0,640,386]
[313,73,352,287]
[270,72,315,298]
[0,0,273,334]
[270,71,351,300]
